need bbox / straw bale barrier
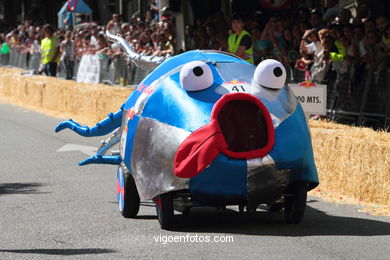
[1,67,389,210]
[310,121,390,211]
[0,67,133,125]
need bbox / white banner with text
[288,82,327,115]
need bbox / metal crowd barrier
[325,63,390,130]
[0,47,41,72]
[28,53,41,72]
[0,52,9,65]
[1,48,152,87]
[1,48,389,130]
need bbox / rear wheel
[284,182,307,224]
[117,166,140,218]
[154,192,174,230]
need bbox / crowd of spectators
[185,5,388,85]
[181,2,389,118]
[0,9,176,79]
[0,1,389,84]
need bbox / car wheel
[154,192,174,230]
[182,207,191,216]
[117,166,140,218]
[284,181,307,224]
[266,202,284,212]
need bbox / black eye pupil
[273,67,283,77]
[193,66,204,77]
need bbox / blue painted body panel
[189,153,248,204]
[269,105,319,187]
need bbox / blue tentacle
[55,109,123,137]
[79,155,122,166]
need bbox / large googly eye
[253,59,286,89]
[180,61,214,91]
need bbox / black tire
[284,181,307,224]
[154,192,174,230]
[216,206,226,211]
[182,207,191,216]
[118,167,140,218]
[266,202,284,212]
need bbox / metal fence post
[384,70,390,129]
[327,76,337,121]
[357,67,374,126]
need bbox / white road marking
[57,144,97,156]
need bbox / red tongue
[174,120,227,178]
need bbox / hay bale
[310,120,390,209]
[0,67,133,125]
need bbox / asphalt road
[1,102,390,260]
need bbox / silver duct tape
[131,117,190,200]
[283,85,299,114]
[98,128,121,155]
[246,155,275,171]
[247,155,290,204]
[106,30,170,71]
[119,109,129,159]
[133,92,150,115]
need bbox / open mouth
[174,93,275,179]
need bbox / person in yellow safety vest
[228,13,254,64]
[41,24,60,77]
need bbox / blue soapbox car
[55,34,318,229]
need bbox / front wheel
[154,192,174,230]
[284,181,307,224]
[117,166,140,218]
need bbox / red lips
[174,93,275,179]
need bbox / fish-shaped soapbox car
[55,35,318,229]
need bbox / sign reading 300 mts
[288,82,327,115]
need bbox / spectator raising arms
[299,29,323,66]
